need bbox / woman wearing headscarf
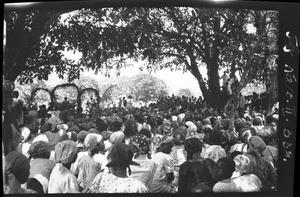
[89,143,148,193]
[27,140,56,193]
[244,136,277,191]
[17,127,32,158]
[201,130,227,163]
[122,118,138,144]
[129,134,157,189]
[212,157,239,192]
[229,127,252,154]
[71,133,105,191]
[48,140,79,193]
[178,138,215,193]
[170,127,187,188]
[148,125,176,193]
[4,151,36,194]
[231,154,262,192]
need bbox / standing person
[48,140,79,193]
[148,134,176,193]
[61,97,70,111]
[244,136,277,191]
[122,97,128,108]
[12,90,24,127]
[178,138,215,193]
[212,157,239,193]
[220,70,229,88]
[170,127,187,187]
[89,143,148,193]
[129,134,157,189]
[238,93,246,112]
[251,92,261,111]
[118,98,123,108]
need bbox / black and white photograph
[2,0,299,196]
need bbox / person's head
[257,126,277,145]
[130,134,151,159]
[122,119,138,138]
[232,154,251,176]
[253,117,262,126]
[5,151,30,185]
[156,135,174,154]
[96,117,108,132]
[208,130,224,145]
[12,90,19,99]
[238,127,252,143]
[106,143,140,176]
[83,133,103,156]
[67,131,78,142]
[213,157,236,181]
[54,140,78,169]
[40,122,52,134]
[247,136,266,155]
[173,127,186,145]
[100,130,112,141]
[28,141,51,159]
[77,130,89,143]
[109,131,125,144]
[184,137,202,160]
[139,128,152,139]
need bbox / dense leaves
[4,7,278,110]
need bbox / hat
[5,151,30,184]
[106,143,140,172]
[28,141,51,159]
[54,140,77,164]
[109,131,125,144]
[21,127,31,142]
[232,154,251,177]
[88,128,99,133]
[32,134,49,144]
[78,130,89,141]
[171,116,178,122]
[130,134,150,154]
[248,136,266,154]
[100,130,112,140]
[83,133,103,151]
[162,124,174,137]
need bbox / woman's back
[178,159,215,193]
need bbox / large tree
[4,5,279,111]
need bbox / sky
[47,57,205,97]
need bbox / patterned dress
[90,172,148,193]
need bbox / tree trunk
[189,59,210,102]
[267,68,278,113]
[206,58,221,109]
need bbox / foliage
[176,88,194,98]
[105,73,169,103]
[130,73,169,103]
[14,79,50,107]
[4,6,278,110]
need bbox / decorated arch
[27,88,53,109]
[79,88,100,114]
[51,83,80,113]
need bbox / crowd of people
[3,79,279,193]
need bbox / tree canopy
[4,5,279,111]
